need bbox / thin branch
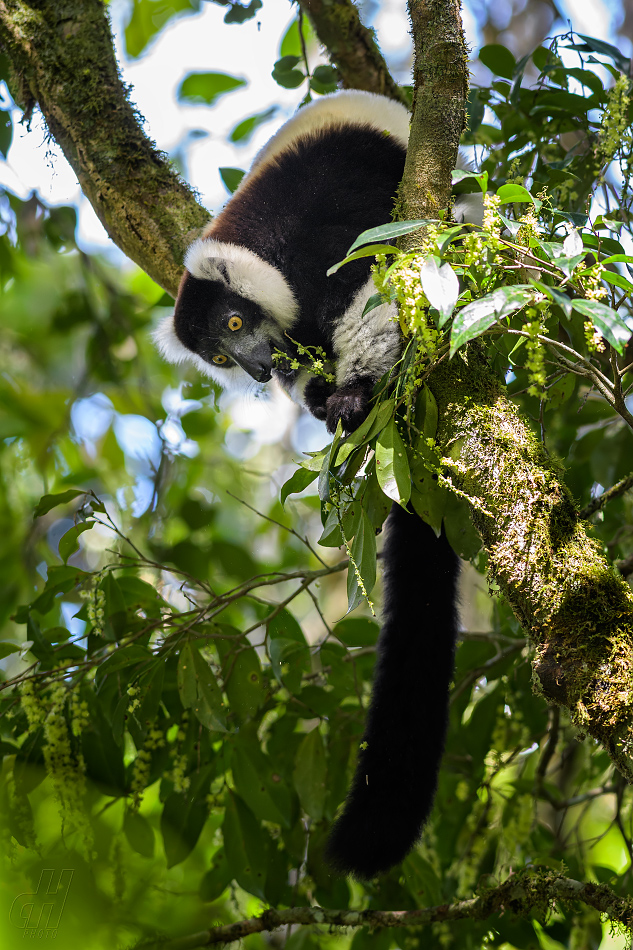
[581,471,633,518]
[296,0,408,105]
[150,871,633,949]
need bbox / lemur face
[174,274,278,383]
[153,238,299,388]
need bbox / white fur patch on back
[237,90,410,185]
[332,277,402,387]
[185,238,299,330]
[152,312,252,390]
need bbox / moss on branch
[0,0,209,295]
[297,0,408,105]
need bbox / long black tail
[326,502,460,878]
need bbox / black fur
[326,505,460,878]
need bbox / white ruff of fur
[152,313,252,390]
[230,90,410,188]
[332,277,401,387]
[185,238,298,330]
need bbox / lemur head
[154,237,299,388]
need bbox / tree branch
[0,0,209,295]
[148,870,633,949]
[296,0,408,105]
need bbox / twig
[227,490,329,567]
[580,471,633,518]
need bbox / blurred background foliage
[0,2,632,950]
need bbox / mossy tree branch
[402,0,633,777]
[153,869,633,949]
[0,0,209,296]
[296,0,408,105]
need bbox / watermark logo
[10,869,73,938]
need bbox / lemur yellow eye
[212,355,228,365]
[228,315,242,331]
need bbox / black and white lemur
[155,90,481,879]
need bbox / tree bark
[400,0,468,228]
[0,0,208,296]
[401,0,633,779]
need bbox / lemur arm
[310,277,401,433]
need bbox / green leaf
[219,167,245,195]
[0,109,12,159]
[335,398,394,466]
[268,609,306,644]
[310,64,338,94]
[222,793,267,899]
[450,286,532,356]
[124,811,154,857]
[0,642,21,659]
[177,71,247,106]
[375,419,411,506]
[124,0,200,59]
[415,385,438,440]
[280,15,315,57]
[452,168,489,194]
[326,244,399,277]
[444,495,482,560]
[33,488,85,518]
[199,850,232,902]
[223,0,262,24]
[272,57,305,89]
[229,107,277,144]
[223,648,267,721]
[496,183,535,205]
[232,738,287,825]
[333,617,380,647]
[479,44,517,79]
[572,34,630,73]
[420,257,459,325]
[346,509,377,614]
[528,279,572,318]
[361,293,386,318]
[410,479,447,537]
[161,766,213,868]
[346,220,435,256]
[293,728,326,820]
[101,573,127,639]
[571,299,631,354]
[280,466,318,505]
[178,642,227,732]
[58,521,93,563]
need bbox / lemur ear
[184,240,231,283]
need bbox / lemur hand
[303,376,336,421]
[325,378,374,435]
